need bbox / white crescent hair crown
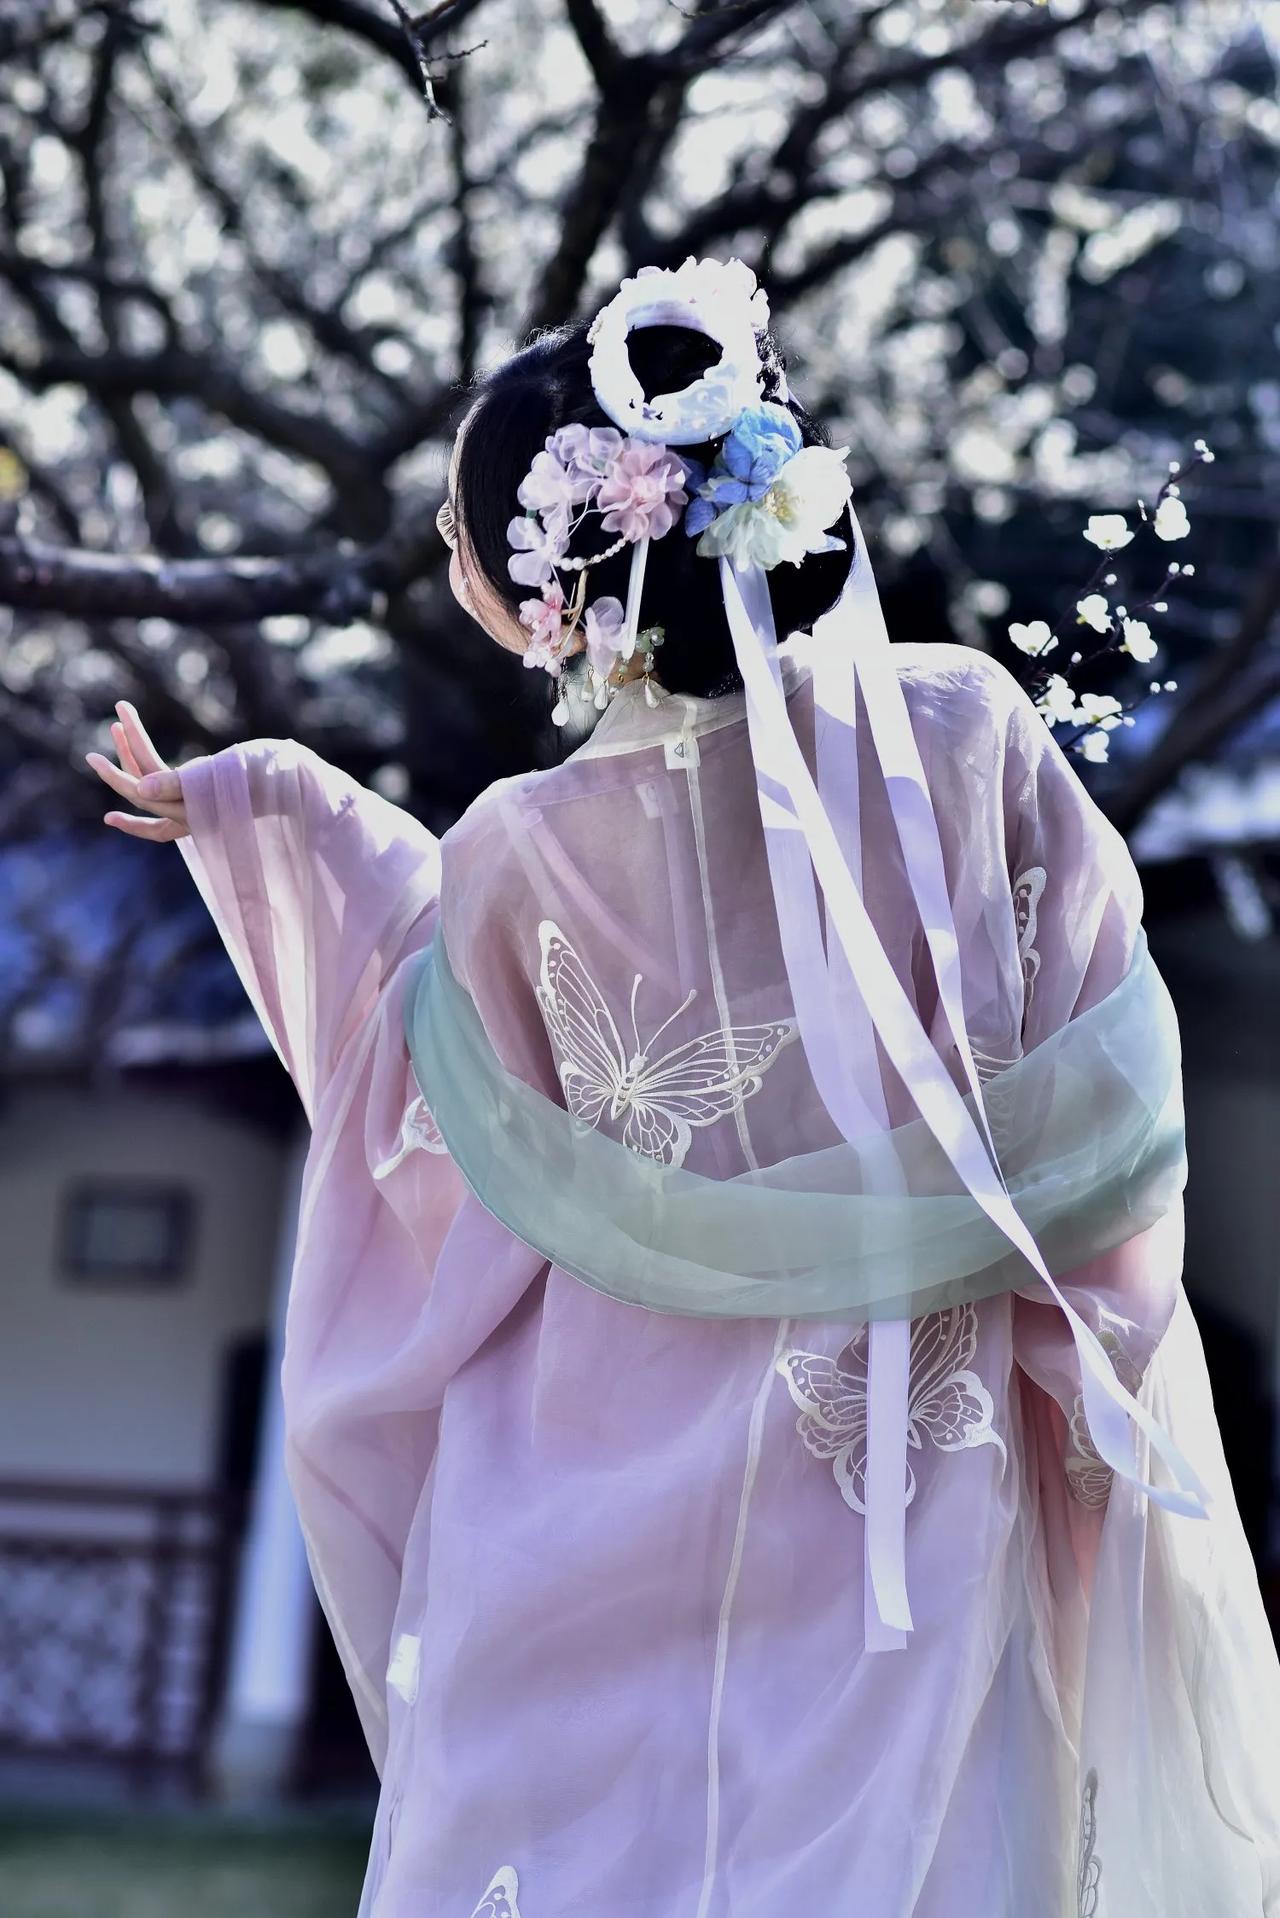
[500,255,850,723]
[586,257,771,444]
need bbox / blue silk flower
[683,404,803,537]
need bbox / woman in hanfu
[90,258,1280,1918]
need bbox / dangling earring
[639,625,666,708]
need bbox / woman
[88,259,1280,1917]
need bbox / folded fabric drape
[406,919,1185,1329]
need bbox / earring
[639,625,665,708]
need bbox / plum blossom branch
[1005,442,1216,763]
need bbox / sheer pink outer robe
[174,645,1280,1917]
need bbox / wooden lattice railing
[0,1478,244,1790]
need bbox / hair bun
[453,321,853,714]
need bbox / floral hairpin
[508,406,852,725]
[504,258,855,726]
[507,422,691,722]
[683,403,852,569]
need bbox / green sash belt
[404,926,1186,1324]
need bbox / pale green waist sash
[403,926,1187,1324]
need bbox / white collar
[567,650,809,762]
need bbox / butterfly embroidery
[470,1867,521,1918]
[970,864,1048,1083]
[1013,864,1046,1019]
[1064,1325,1144,1510]
[777,1304,1006,1513]
[372,1093,449,1180]
[1065,1396,1114,1509]
[535,921,797,1169]
[1077,1768,1101,1917]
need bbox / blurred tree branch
[0,0,1274,876]
[1110,544,1280,835]
[0,518,441,622]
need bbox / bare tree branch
[250,0,429,88]
[563,0,625,90]
[0,517,442,623]
[0,254,179,347]
[0,0,143,61]
[3,345,375,495]
[521,68,663,330]
[1109,545,1280,835]
[656,0,799,76]
[446,59,484,381]
[383,0,448,117]
[136,54,414,410]
[73,19,195,552]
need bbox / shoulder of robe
[438,771,543,943]
[892,642,1035,751]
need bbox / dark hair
[452,322,853,702]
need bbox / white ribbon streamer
[703,585,914,1641]
[719,550,1213,1574]
[809,596,913,1645]
[621,536,651,663]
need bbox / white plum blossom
[1120,618,1158,663]
[1008,619,1055,655]
[1077,692,1124,730]
[1080,730,1112,764]
[1154,495,1191,541]
[1035,674,1079,726]
[1083,514,1134,551]
[1076,593,1112,633]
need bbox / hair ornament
[586,259,769,446]
[505,256,847,721]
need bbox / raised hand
[86,700,190,841]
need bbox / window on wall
[59,1181,195,1286]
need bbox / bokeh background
[0,0,1277,1911]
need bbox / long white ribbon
[809,616,913,1645]
[719,549,1212,1573]
[621,536,651,662]
[722,598,913,1641]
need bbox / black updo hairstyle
[451,321,853,703]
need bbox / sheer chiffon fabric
[174,643,1280,1916]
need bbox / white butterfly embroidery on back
[470,1867,521,1918]
[372,1093,449,1180]
[1077,1768,1101,1917]
[535,921,797,1169]
[971,862,1048,1083]
[1065,1395,1115,1509]
[777,1304,1006,1513]
[1065,1325,1144,1510]
[1013,863,1046,1018]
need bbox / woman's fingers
[101,809,187,842]
[112,719,143,781]
[90,703,190,838]
[85,750,184,813]
[115,700,167,775]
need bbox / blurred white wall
[0,1079,286,1486]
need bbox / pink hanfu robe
[174,644,1280,1918]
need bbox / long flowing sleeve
[998,684,1280,1908]
[173,738,442,1123]
[992,682,1178,1514]
[172,739,453,1780]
